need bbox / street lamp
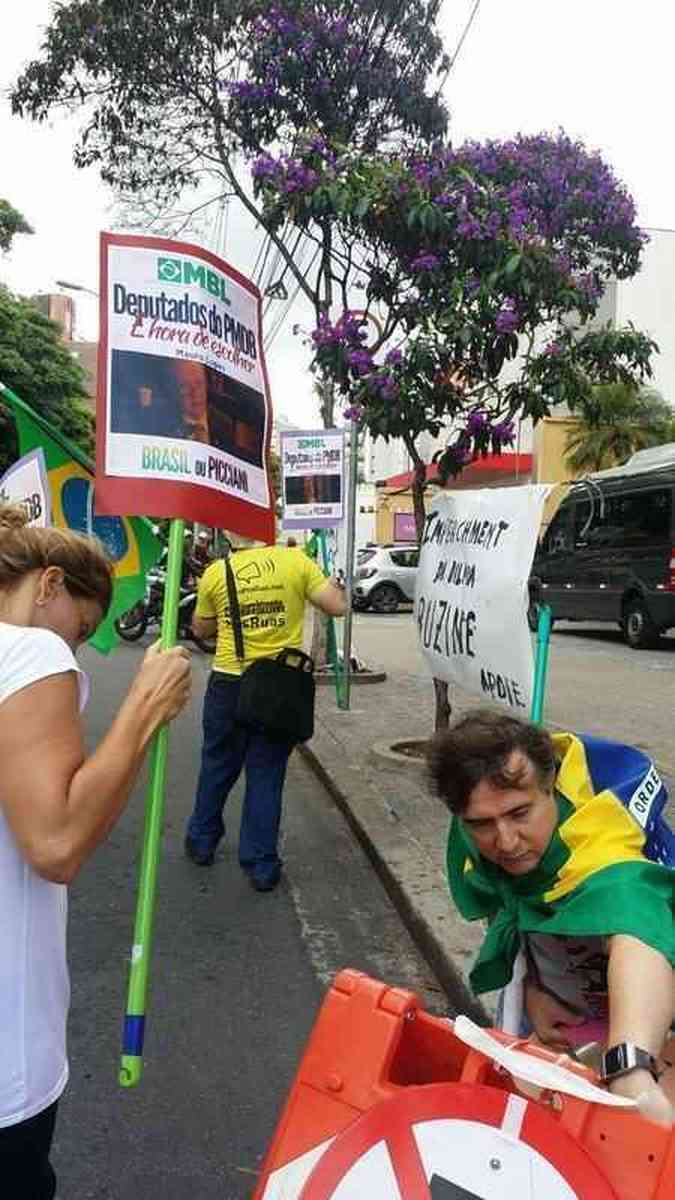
[55,279,100,298]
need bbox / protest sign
[0,447,51,526]
[96,232,275,541]
[415,486,551,713]
[281,429,345,529]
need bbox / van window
[541,504,574,554]
[585,488,671,548]
[573,496,593,543]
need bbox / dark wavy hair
[427,708,556,814]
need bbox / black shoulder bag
[225,555,316,744]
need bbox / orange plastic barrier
[253,970,675,1200]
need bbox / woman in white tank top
[0,504,191,1199]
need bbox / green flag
[0,382,161,653]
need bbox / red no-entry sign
[299,1083,617,1200]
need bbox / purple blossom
[467,410,487,436]
[410,252,441,273]
[456,212,483,240]
[385,348,403,366]
[544,340,563,356]
[495,298,519,334]
[346,348,374,376]
[507,205,531,240]
[491,420,516,450]
[343,405,364,422]
[252,154,279,182]
[371,372,399,400]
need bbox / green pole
[119,517,185,1088]
[316,530,345,707]
[530,603,552,726]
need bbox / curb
[369,738,428,777]
[315,670,387,687]
[298,739,490,1025]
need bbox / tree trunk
[411,459,427,543]
[407,444,453,734]
[433,678,452,732]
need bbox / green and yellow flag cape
[0,383,161,653]
[447,732,675,995]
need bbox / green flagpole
[529,603,552,725]
[316,530,345,707]
[119,517,185,1087]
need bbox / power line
[446,0,482,74]
[264,245,321,353]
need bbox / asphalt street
[56,642,443,1200]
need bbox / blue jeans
[187,673,293,885]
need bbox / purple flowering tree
[270,131,657,546]
[12,0,449,427]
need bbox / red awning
[381,451,532,490]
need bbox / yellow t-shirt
[196,546,328,674]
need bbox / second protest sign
[415,486,550,714]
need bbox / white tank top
[0,622,87,1127]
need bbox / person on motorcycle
[190,531,212,577]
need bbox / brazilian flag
[447,732,675,995]
[0,383,161,654]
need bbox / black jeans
[0,1103,58,1199]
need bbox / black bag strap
[224,555,245,662]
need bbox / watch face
[605,1045,628,1075]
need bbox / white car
[353,544,419,613]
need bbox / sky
[2,0,675,428]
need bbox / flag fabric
[447,732,675,996]
[0,382,162,653]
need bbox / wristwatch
[600,1043,658,1082]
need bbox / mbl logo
[157,256,231,305]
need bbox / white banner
[0,448,51,527]
[281,429,345,529]
[415,486,551,713]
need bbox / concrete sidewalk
[300,670,494,1023]
[300,637,675,1024]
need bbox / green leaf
[505,252,522,276]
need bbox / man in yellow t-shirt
[185,543,346,890]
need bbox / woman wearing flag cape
[429,709,675,1127]
[0,504,191,1199]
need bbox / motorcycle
[114,568,217,654]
